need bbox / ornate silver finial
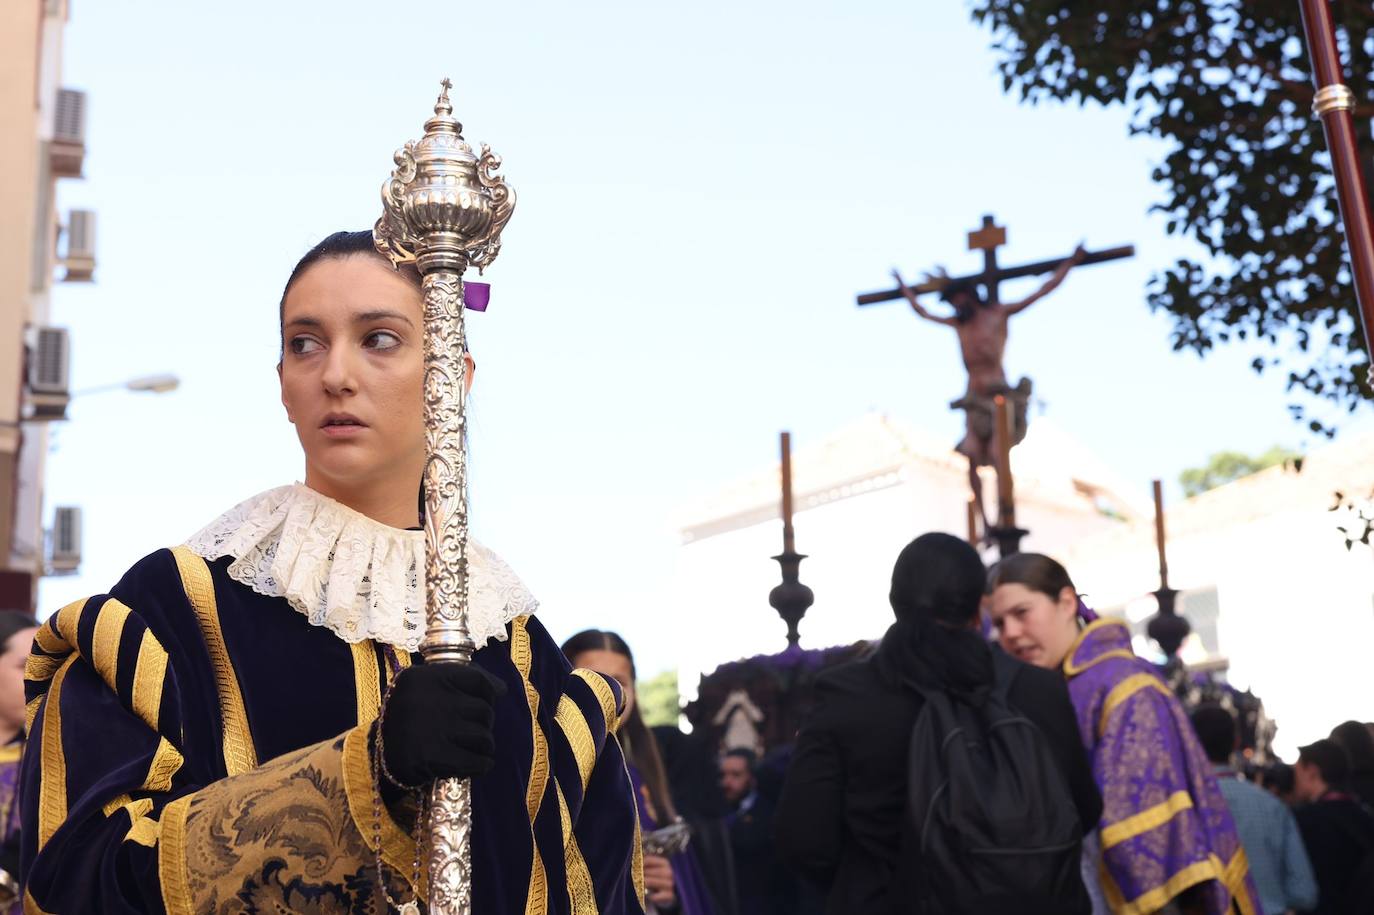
[373,80,514,275]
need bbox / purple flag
[465,281,490,312]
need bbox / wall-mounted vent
[63,209,95,281]
[49,506,82,573]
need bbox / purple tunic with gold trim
[1063,619,1261,915]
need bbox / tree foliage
[637,669,680,727]
[1178,445,1301,496]
[969,0,1374,430]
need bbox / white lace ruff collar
[184,484,537,652]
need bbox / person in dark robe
[774,533,1101,915]
[1330,720,1374,810]
[20,231,644,913]
[1292,738,1374,915]
[987,553,1260,915]
[562,630,717,915]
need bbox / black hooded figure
[773,533,1101,915]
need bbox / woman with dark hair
[0,610,37,912]
[20,231,643,913]
[986,552,1259,915]
[1331,720,1374,809]
[563,629,716,915]
[774,533,1101,914]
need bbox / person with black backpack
[773,533,1102,915]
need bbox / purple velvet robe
[1063,619,1262,915]
[0,743,20,915]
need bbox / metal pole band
[1313,84,1356,117]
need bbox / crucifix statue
[858,215,1133,532]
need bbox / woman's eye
[289,336,323,355]
[364,330,402,350]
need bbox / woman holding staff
[19,226,645,913]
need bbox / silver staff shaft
[374,79,516,914]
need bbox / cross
[441,77,453,96]
[855,215,1134,307]
[967,214,1008,304]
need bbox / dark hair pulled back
[985,552,1077,601]
[278,230,421,355]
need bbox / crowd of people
[4,230,1372,914]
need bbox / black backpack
[901,652,1085,914]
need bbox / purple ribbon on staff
[465,281,490,312]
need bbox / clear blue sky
[41,0,1370,676]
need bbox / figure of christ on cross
[891,243,1086,527]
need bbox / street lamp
[71,374,180,397]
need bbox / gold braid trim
[24,655,63,682]
[90,598,131,689]
[512,615,550,915]
[1098,672,1174,738]
[23,697,41,737]
[1102,852,1227,915]
[142,736,184,792]
[0,744,21,764]
[101,793,133,817]
[171,545,258,775]
[1225,848,1256,915]
[157,793,195,915]
[339,724,423,895]
[572,668,622,735]
[1100,790,1194,850]
[350,640,381,725]
[125,815,159,848]
[555,694,597,791]
[130,627,169,731]
[623,754,646,907]
[1061,617,1137,677]
[36,655,78,851]
[31,622,64,655]
[556,782,599,915]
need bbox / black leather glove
[379,662,505,803]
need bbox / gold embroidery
[23,697,41,736]
[175,732,421,908]
[624,754,646,906]
[32,622,65,656]
[90,598,132,689]
[50,599,84,650]
[158,793,195,915]
[37,656,77,851]
[130,628,169,730]
[556,694,597,791]
[1061,617,1137,676]
[573,667,621,734]
[1098,672,1174,737]
[102,793,133,817]
[1225,848,1255,915]
[512,615,550,914]
[172,545,258,775]
[1100,790,1193,850]
[340,725,423,895]
[557,783,599,915]
[1109,853,1227,915]
[24,654,63,682]
[350,640,381,725]
[0,744,21,764]
[143,736,184,792]
[125,815,159,847]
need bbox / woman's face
[987,583,1080,670]
[571,649,636,718]
[0,628,36,734]
[279,256,426,500]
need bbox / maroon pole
[1298,0,1374,382]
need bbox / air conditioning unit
[50,88,86,178]
[26,327,70,421]
[62,210,95,282]
[49,507,82,574]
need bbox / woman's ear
[463,351,476,394]
[278,362,295,424]
[1058,586,1079,618]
